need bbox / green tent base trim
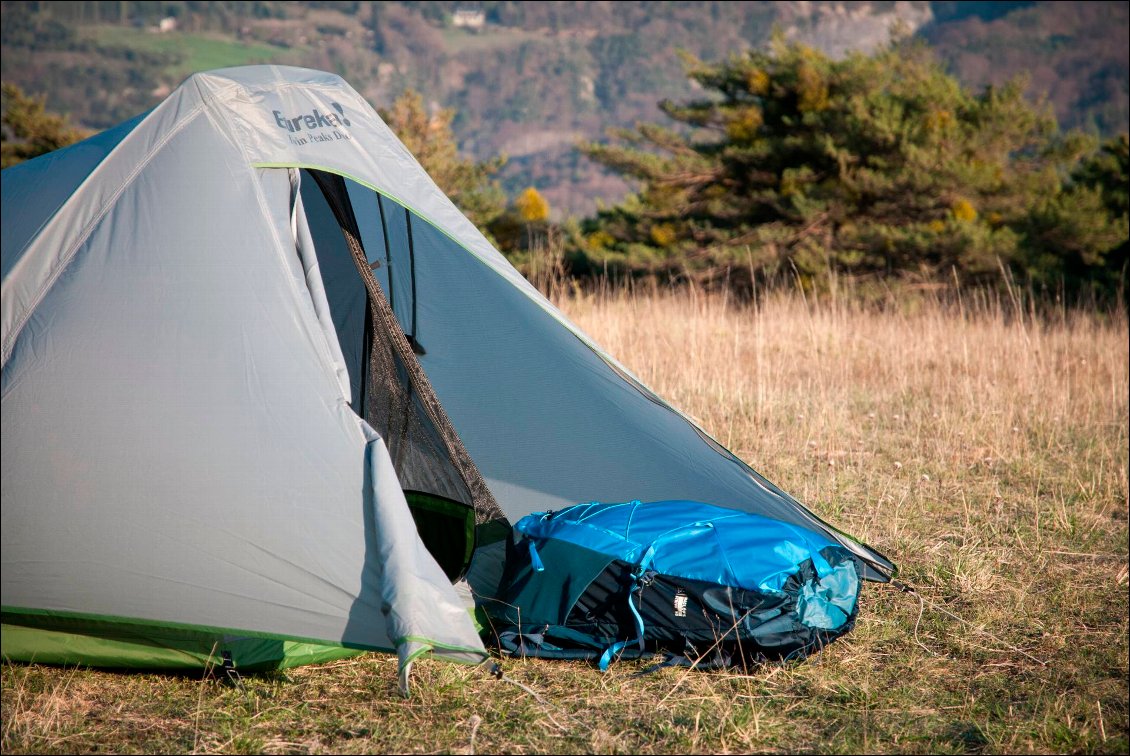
[396,635,489,668]
[1,607,485,672]
[0,622,363,671]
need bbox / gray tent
[1,66,893,686]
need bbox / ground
[3,286,1127,754]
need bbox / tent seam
[188,72,360,436]
[2,103,210,367]
[2,114,146,301]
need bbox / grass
[439,25,549,56]
[83,26,301,80]
[3,286,1127,754]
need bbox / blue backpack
[485,500,862,669]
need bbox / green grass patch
[440,25,548,55]
[83,25,300,79]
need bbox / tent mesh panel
[307,170,505,526]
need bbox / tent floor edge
[0,621,364,672]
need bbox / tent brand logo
[673,589,688,618]
[273,102,351,133]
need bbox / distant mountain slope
[2,1,1126,216]
[922,0,1129,135]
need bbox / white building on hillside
[452,9,485,30]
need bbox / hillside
[1,1,1127,216]
[923,1,1129,135]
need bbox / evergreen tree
[578,37,1127,298]
[1019,134,1129,296]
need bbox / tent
[1,66,894,686]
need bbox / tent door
[295,168,505,581]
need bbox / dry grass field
[3,286,1127,754]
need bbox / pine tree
[1019,134,1130,296]
[578,37,1126,298]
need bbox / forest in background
[2,1,1128,302]
[2,1,1127,213]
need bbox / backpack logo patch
[673,589,688,618]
